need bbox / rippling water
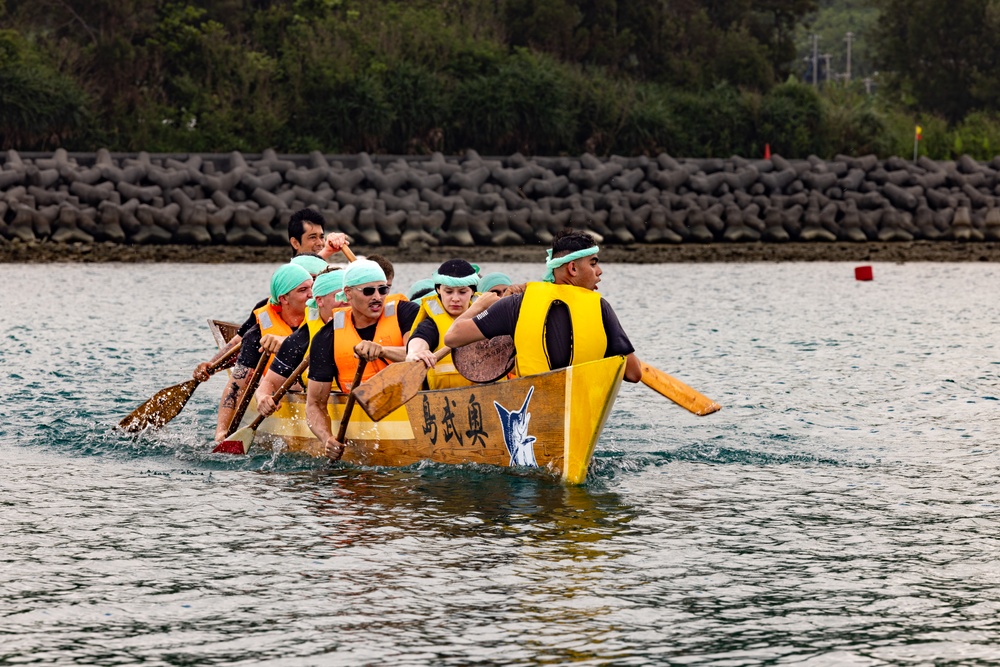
[3,261,1000,665]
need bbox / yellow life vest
[409,294,475,390]
[513,282,607,377]
[331,295,405,391]
[253,302,293,373]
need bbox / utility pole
[822,53,832,86]
[811,34,819,88]
[845,31,854,83]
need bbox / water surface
[3,261,999,665]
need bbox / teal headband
[431,269,480,288]
[290,254,329,276]
[406,278,436,301]
[336,259,386,301]
[478,272,512,294]
[269,263,313,305]
[543,246,600,282]
[312,271,343,299]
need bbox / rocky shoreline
[4,149,1000,257]
[4,239,1000,264]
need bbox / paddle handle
[336,359,368,444]
[639,362,722,416]
[248,354,310,430]
[341,246,357,262]
[205,340,243,376]
[226,351,270,436]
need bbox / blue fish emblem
[494,386,537,467]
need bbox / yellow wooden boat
[211,320,625,484]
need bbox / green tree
[873,0,1000,123]
[0,29,91,149]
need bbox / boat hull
[212,320,625,483]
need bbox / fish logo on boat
[494,386,537,467]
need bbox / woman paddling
[405,259,481,390]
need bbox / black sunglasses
[351,285,390,297]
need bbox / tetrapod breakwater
[2,148,1000,250]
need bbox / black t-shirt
[472,292,634,370]
[308,301,421,384]
[269,326,311,378]
[409,318,440,351]
[237,323,309,371]
[236,325,263,368]
[237,297,269,337]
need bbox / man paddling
[253,268,343,417]
[444,229,643,383]
[304,259,421,458]
[211,263,313,444]
[288,208,351,260]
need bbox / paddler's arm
[214,363,249,443]
[319,232,349,260]
[406,321,448,367]
[254,369,286,417]
[377,345,407,363]
[443,291,500,348]
[405,337,438,368]
[194,335,241,381]
[306,379,342,459]
[255,326,310,415]
[350,340,405,363]
[624,354,642,383]
[601,299,643,383]
[259,334,287,355]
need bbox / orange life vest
[331,296,405,391]
[253,302,294,372]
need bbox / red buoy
[855,266,873,281]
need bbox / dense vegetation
[2,0,1000,159]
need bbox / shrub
[0,30,92,149]
[757,81,826,158]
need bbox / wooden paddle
[330,360,367,460]
[352,345,451,422]
[640,362,721,416]
[118,342,242,433]
[224,350,270,437]
[353,361,426,421]
[452,336,516,383]
[213,354,310,455]
[452,335,721,416]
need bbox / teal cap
[478,272,512,294]
[290,254,329,276]
[312,270,343,299]
[406,278,436,301]
[336,259,386,300]
[269,263,312,305]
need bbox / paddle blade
[212,425,254,455]
[453,336,515,383]
[354,361,428,421]
[118,379,200,433]
[640,363,722,416]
